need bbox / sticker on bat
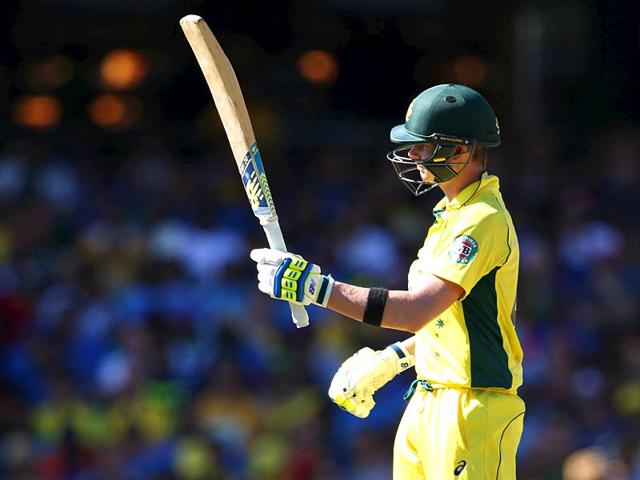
[251,144,275,213]
[240,143,276,216]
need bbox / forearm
[249,249,460,332]
[327,283,429,332]
[399,335,416,355]
[327,280,459,333]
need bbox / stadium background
[1,0,640,478]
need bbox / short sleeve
[426,210,510,297]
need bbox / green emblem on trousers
[449,235,478,264]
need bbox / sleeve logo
[448,235,478,265]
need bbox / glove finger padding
[339,347,377,374]
[335,390,376,419]
[329,348,376,398]
[257,267,278,283]
[250,248,334,307]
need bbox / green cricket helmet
[387,83,501,195]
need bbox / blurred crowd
[1,122,640,480]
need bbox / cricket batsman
[250,83,525,479]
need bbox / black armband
[362,287,389,326]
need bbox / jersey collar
[432,172,500,216]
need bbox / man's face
[407,143,471,183]
[408,143,437,183]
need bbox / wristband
[388,342,415,372]
[363,287,389,326]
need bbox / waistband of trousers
[403,379,518,400]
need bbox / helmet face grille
[386,142,475,196]
[388,156,438,196]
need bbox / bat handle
[260,217,310,328]
[289,304,310,329]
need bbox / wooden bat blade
[179,15,255,166]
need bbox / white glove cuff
[387,342,415,373]
[314,274,334,308]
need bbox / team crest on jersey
[449,235,478,264]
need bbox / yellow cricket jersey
[407,173,523,394]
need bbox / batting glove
[250,248,334,307]
[328,343,415,418]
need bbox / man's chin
[420,175,436,183]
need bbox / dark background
[1,1,640,479]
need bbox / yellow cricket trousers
[393,385,525,479]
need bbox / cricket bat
[179,14,309,328]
